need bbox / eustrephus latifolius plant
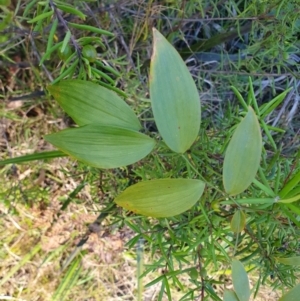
[1,28,300,300]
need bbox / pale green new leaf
[232,260,251,301]
[277,194,300,204]
[275,256,300,266]
[231,210,246,233]
[223,107,262,195]
[45,125,155,169]
[150,28,201,153]
[279,283,300,301]
[47,80,141,131]
[115,179,205,217]
[223,290,240,301]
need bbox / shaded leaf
[275,256,300,266]
[279,283,300,301]
[223,107,262,195]
[47,80,141,131]
[45,125,155,169]
[115,179,205,217]
[231,210,246,233]
[279,170,300,198]
[221,198,275,205]
[232,260,251,301]
[150,28,201,153]
[223,290,240,301]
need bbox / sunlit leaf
[47,80,141,131]
[232,260,251,301]
[45,125,155,169]
[279,283,300,301]
[223,290,240,301]
[275,256,300,266]
[277,194,300,204]
[149,28,201,153]
[231,210,246,233]
[115,179,205,217]
[223,107,262,195]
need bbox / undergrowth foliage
[1,1,300,300]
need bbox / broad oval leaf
[47,80,141,131]
[115,179,205,217]
[279,283,300,301]
[231,210,246,233]
[275,256,300,266]
[150,28,201,153]
[223,290,239,301]
[45,125,155,169]
[223,107,262,195]
[232,260,251,301]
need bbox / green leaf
[223,107,262,195]
[45,125,155,169]
[231,210,246,233]
[279,283,300,301]
[60,30,71,54]
[47,80,141,130]
[221,198,275,205]
[0,150,66,166]
[277,194,300,204]
[232,260,251,301]
[279,170,300,198]
[259,88,292,118]
[27,10,53,23]
[68,22,114,37]
[149,28,201,153]
[56,4,86,20]
[275,256,300,266]
[223,290,240,301]
[115,179,205,217]
[52,256,82,301]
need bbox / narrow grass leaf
[52,256,82,301]
[27,10,53,23]
[45,125,155,169]
[252,179,276,197]
[40,41,63,65]
[60,30,71,54]
[221,198,275,205]
[68,22,114,37]
[232,260,251,301]
[231,86,248,112]
[115,179,205,217]
[277,194,300,203]
[259,88,292,118]
[48,80,140,130]
[46,18,58,52]
[0,150,66,166]
[279,283,300,301]
[231,210,246,233]
[223,290,240,301]
[150,28,201,153]
[0,244,41,286]
[223,107,262,195]
[279,170,300,198]
[275,256,300,266]
[56,4,86,20]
